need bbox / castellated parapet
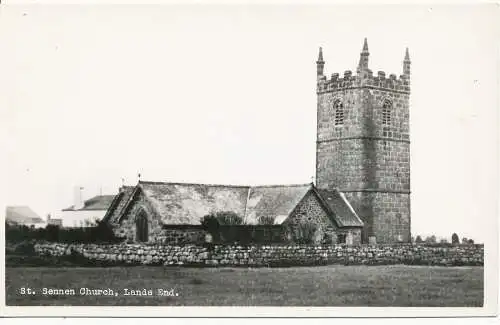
[315,38,411,244]
[317,69,410,94]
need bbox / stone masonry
[33,242,484,267]
[113,190,164,242]
[315,39,411,243]
[284,191,361,245]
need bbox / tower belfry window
[334,100,344,126]
[382,100,392,125]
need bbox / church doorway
[135,210,149,242]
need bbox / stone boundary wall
[32,242,484,267]
[155,228,206,245]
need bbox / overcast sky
[0,4,497,242]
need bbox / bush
[322,232,334,245]
[5,221,123,244]
[213,211,244,225]
[288,222,318,244]
[218,225,286,244]
[201,214,219,229]
[202,211,244,226]
[200,214,286,244]
[5,223,47,242]
[425,235,436,244]
[200,214,220,242]
[452,233,459,244]
[258,215,276,225]
[45,225,60,241]
[415,235,423,243]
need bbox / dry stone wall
[155,228,206,245]
[33,242,483,267]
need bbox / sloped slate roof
[81,195,116,210]
[102,186,135,224]
[6,206,45,224]
[316,189,364,227]
[106,181,363,228]
[244,184,312,225]
[139,182,250,225]
[63,195,116,211]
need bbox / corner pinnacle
[362,38,369,53]
[317,47,324,63]
[404,47,410,62]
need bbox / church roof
[104,181,363,228]
[315,189,364,227]
[138,181,250,225]
[101,186,136,224]
[244,184,312,225]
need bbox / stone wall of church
[111,189,363,245]
[112,191,164,243]
[316,77,411,244]
[344,191,410,244]
[284,191,362,245]
[111,189,362,245]
[317,138,410,192]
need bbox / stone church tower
[315,39,411,244]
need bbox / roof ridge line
[250,183,312,188]
[139,180,312,189]
[139,180,251,188]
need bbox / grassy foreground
[5,265,483,306]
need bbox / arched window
[135,210,149,242]
[333,100,344,126]
[382,100,392,125]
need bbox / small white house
[5,206,46,228]
[56,186,116,228]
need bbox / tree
[425,235,436,243]
[451,233,459,244]
[201,214,218,228]
[201,214,221,242]
[415,235,423,243]
[462,237,468,244]
[467,239,474,244]
[45,224,60,241]
[212,211,244,225]
[258,215,276,225]
[201,211,244,243]
[322,232,334,245]
[288,222,318,244]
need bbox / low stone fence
[31,242,484,267]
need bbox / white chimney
[73,186,85,210]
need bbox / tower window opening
[334,100,344,126]
[382,100,392,125]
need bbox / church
[102,39,411,244]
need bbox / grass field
[5,265,483,306]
